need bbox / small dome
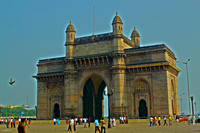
[112,12,123,25]
[66,21,75,32]
[131,27,140,37]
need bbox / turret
[65,21,76,45]
[112,12,123,35]
[65,21,76,58]
[131,26,140,47]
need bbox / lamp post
[177,59,191,114]
[104,89,113,128]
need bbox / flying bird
[9,78,15,85]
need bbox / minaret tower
[112,12,123,35]
[131,26,140,47]
[65,21,76,58]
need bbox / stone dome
[131,27,140,37]
[112,12,123,25]
[66,21,75,32]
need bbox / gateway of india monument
[33,13,180,119]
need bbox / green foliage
[1,107,36,117]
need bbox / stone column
[37,81,48,119]
[63,60,79,117]
[111,67,126,117]
[63,71,78,117]
[174,77,180,115]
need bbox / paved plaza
[0,120,200,133]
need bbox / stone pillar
[37,81,48,119]
[63,60,79,117]
[174,77,180,115]
[111,68,126,117]
[63,71,78,117]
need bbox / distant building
[1,104,30,110]
[21,104,30,109]
[34,13,180,119]
[6,104,21,108]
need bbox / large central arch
[83,75,107,119]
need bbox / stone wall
[73,41,113,57]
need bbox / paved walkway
[0,120,200,133]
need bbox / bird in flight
[9,78,15,85]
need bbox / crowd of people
[52,117,118,133]
[0,117,31,133]
[1,115,198,132]
[119,116,128,124]
[149,115,197,127]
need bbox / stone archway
[54,103,60,118]
[83,75,107,119]
[139,99,147,118]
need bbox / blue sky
[0,0,199,114]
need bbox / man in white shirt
[18,118,21,124]
[75,118,78,125]
[70,118,74,133]
[53,118,56,125]
[84,118,87,128]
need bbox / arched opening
[133,79,150,118]
[83,75,108,120]
[139,99,147,118]
[54,103,60,118]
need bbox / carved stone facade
[33,13,180,119]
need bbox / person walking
[163,116,167,126]
[73,118,76,131]
[149,116,153,127]
[6,118,8,128]
[75,118,78,125]
[53,118,56,125]
[57,119,60,125]
[112,118,116,127]
[168,115,172,126]
[68,118,74,133]
[100,118,106,133]
[176,115,179,125]
[94,118,100,133]
[10,118,13,128]
[68,118,72,131]
[153,117,155,126]
[83,118,87,128]
[158,116,161,126]
[88,117,91,128]
[17,118,26,133]
[154,116,157,126]
[19,118,21,124]
[192,115,195,125]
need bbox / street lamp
[177,59,191,114]
[104,89,113,128]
